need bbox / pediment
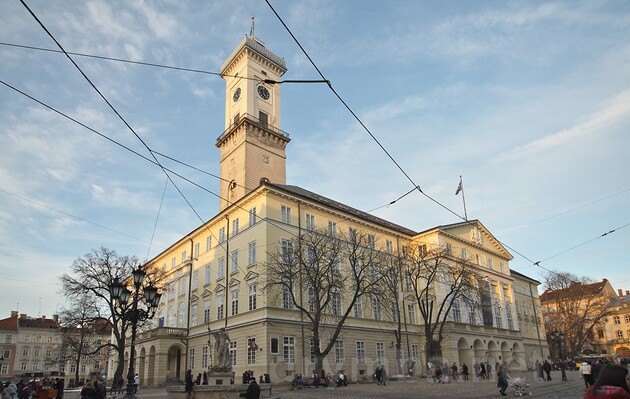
[245,271,259,281]
[229,278,241,288]
[214,284,226,293]
[439,220,513,260]
[201,288,213,298]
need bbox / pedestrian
[202,372,208,386]
[239,377,260,399]
[535,360,543,381]
[543,360,552,381]
[451,363,458,381]
[497,364,509,397]
[54,379,64,399]
[133,373,140,393]
[584,364,630,399]
[185,370,194,399]
[7,381,18,399]
[195,373,201,386]
[374,366,381,385]
[486,362,493,381]
[93,380,106,399]
[462,363,469,380]
[435,365,443,383]
[380,366,387,386]
[80,382,96,399]
[473,362,480,379]
[582,362,593,387]
[479,362,487,379]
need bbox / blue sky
[1,1,629,318]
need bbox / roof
[0,313,18,331]
[510,269,541,285]
[272,184,418,236]
[18,317,59,329]
[540,279,611,303]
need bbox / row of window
[17,335,57,344]
[614,329,630,339]
[18,347,54,357]
[188,284,258,326]
[613,315,630,324]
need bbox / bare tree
[542,272,612,358]
[378,252,406,375]
[59,247,162,386]
[263,229,383,378]
[404,245,479,365]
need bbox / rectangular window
[281,205,292,224]
[203,299,211,323]
[248,284,257,311]
[194,243,200,259]
[189,348,195,369]
[446,243,452,254]
[328,221,337,237]
[248,241,256,265]
[231,290,239,316]
[217,294,224,319]
[411,344,419,361]
[219,227,226,243]
[349,227,357,243]
[386,240,393,253]
[249,207,257,226]
[306,213,315,231]
[202,346,208,368]
[461,248,468,260]
[372,295,382,320]
[356,341,365,363]
[192,270,199,290]
[368,234,375,249]
[204,264,211,285]
[281,239,293,263]
[206,236,212,251]
[217,257,225,279]
[191,304,198,326]
[616,330,623,339]
[231,249,239,273]
[171,257,176,268]
[452,300,461,323]
[20,362,27,371]
[488,258,494,269]
[6,335,12,344]
[376,342,385,364]
[614,316,621,324]
[248,338,257,365]
[308,285,315,312]
[22,348,28,356]
[270,338,279,354]
[335,340,344,364]
[625,315,630,324]
[332,290,341,316]
[232,218,239,235]
[182,250,187,263]
[179,277,186,295]
[283,336,295,363]
[229,341,237,366]
[259,111,268,127]
[353,299,363,318]
[391,300,399,322]
[282,283,293,309]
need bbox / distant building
[108,33,546,385]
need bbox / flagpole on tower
[455,175,468,221]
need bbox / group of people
[185,369,261,399]
[373,366,387,386]
[1,378,64,399]
[289,369,347,388]
[428,362,473,383]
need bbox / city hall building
[108,34,547,386]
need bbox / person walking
[451,363,459,381]
[202,372,208,386]
[185,370,195,399]
[497,364,510,397]
[535,360,543,381]
[7,381,18,399]
[80,382,96,399]
[543,360,552,381]
[582,362,593,387]
[380,366,387,386]
[462,363,469,380]
[239,377,260,399]
[479,362,487,379]
[133,374,140,393]
[375,366,382,385]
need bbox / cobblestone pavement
[133,369,587,399]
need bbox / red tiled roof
[0,313,18,330]
[540,279,610,303]
[19,317,59,329]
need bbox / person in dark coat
[202,372,208,385]
[54,379,64,399]
[185,370,194,399]
[584,364,630,399]
[543,360,552,381]
[239,377,260,399]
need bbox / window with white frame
[452,300,461,323]
[202,345,208,368]
[219,227,226,243]
[191,304,198,326]
[203,299,211,323]
[22,348,28,356]
[368,234,375,248]
[192,270,199,290]
[391,300,399,322]
[488,258,494,269]
[328,221,337,237]
[332,254,340,274]
[506,303,514,330]
[248,284,257,311]
[372,295,382,320]
[249,207,257,226]
[178,302,186,327]
[625,314,630,323]
[282,282,293,309]
[189,348,195,369]
[356,341,365,363]
[494,304,503,329]
[353,299,363,318]
[232,218,239,235]
[206,236,212,251]
[283,336,295,363]
[332,290,341,315]
[405,274,413,291]
[616,330,623,339]
[248,338,257,364]
[231,249,239,273]
[217,257,225,279]
[335,340,344,364]
[181,250,187,263]
[229,341,237,366]
[281,239,293,263]
[411,344,419,361]
[179,277,186,295]
[248,241,256,265]
[407,303,417,324]
[349,227,356,242]
[194,242,200,259]
[461,248,468,260]
[306,213,315,231]
[171,257,176,268]
[205,264,211,284]
[614,316,621,324]
[231,290,239,316]
[20,362,27,371]
[281,205,291,224]
[217,294,225,319]
[308,285,315,312]
[386,240,393,253]
[376,342,385,364]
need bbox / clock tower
[216,34,289,211]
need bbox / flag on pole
[249,339,258,351]
[455,181,463,195]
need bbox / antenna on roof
[250,15,255,37]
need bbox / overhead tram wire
[0,79,311,275]
[146,177,169,262]
[264,1,628,278]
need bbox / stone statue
[210,328,231,370]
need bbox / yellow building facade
[110,34,546,386]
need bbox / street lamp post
[110,267,161,399]
[549,330,567,382]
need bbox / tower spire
[250,16,255,37]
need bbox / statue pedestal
[206,370,235,386]
[165,382,275,399]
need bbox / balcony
[138,327,188,341]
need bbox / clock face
[257,85,270,100]
[233,87,241,102]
